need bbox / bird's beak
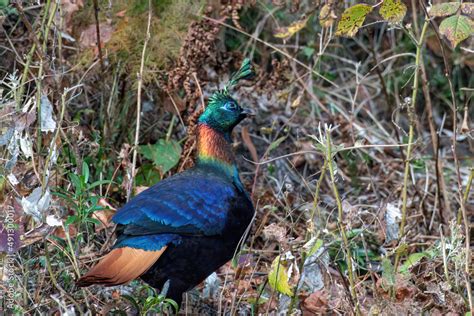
[240,108,255,118]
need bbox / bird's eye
[224,102,238,111]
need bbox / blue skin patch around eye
[222,101,238,111]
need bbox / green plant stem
[43,239,84,315]
[308,158,329,240]
[394,19,429,271]
[128,0,152,201]
[326,131,360,316]
[64,224,81,279]
[16,43,36,108]
[457,168,473,225]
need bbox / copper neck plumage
[196,123,235,167]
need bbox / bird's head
[198,58,254,134]
[198,91,251,133]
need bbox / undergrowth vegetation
[0,0,473,314]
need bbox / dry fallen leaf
[274,16,309,39]
[80,23,115,48]
[92,209,116,232]
[301,290,328,315]
[116,10,127,18]
[59,0,85,33]
[53,224,77,239]
[134,186,149,195]
[262,223,287,243]
[319,4,337,28]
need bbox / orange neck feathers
[196,123,235,166]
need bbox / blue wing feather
[112,169,236,236]
[113,234,180,251]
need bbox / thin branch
[128,0,152,201]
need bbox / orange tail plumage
[76,246,167,287]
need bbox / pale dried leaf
[7,173,19,186]
[21,187,51,221]
[19,133,33,158]
[46,215,63,227]
[385,203,401,242]
[428,2,461,17]
[263,223,287,243]
[462,3,474,18]
[274,16,309,39]
[40,95,56,133]
[319,4,337,28]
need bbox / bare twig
[92,0,104,70]
[128,0,152,201]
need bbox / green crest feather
[225,58,253,91]
[208,58,253,105]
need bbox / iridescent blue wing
[112,170,237,237]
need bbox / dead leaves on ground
[79,23,115,49]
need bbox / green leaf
[69,173,83,193]
[399,252,427,274]
[268,255,294,297]
[164,298,179,313]
[302,46,315,58]
[439,15,474,48]
[84,217,101,225]
[51,191,77,206]
[335,4,373,37]
[0,0,8,9]
[139,139,182,174]
[429,2,461,17]
[65,215,78,227]
[381,258,395,288]
[136,163,162,186]
[82,161,90,184]
[395,242,408,256]
[268,136,287,153]
[87,179,113,190]
[307,238,324,257]
[379,0,407,23]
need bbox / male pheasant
[76,59,255,310]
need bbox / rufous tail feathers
[76,246,166,287]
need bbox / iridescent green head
[198,58,253,134]
[198,92,250,133]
